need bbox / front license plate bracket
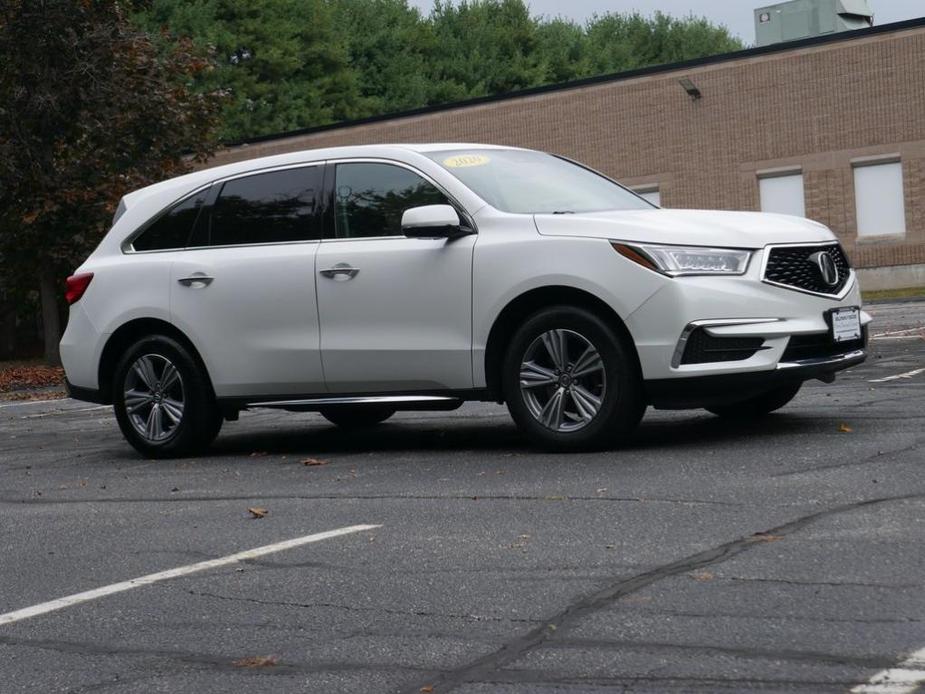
[829,307,861,343]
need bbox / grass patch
[861,286,925,302]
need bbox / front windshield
[425,149,654,214]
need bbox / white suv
[60,144,870,457]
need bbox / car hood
[533,209,835,249]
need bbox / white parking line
[0,397,71,410]
[0,524,380,626]
[21,405,109,419]
[851,646,925,693]
[869,368,925,384]
[873,328,925,338]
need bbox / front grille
[764,244,851,296]
[681,328,765,365]
[781,327,868,362]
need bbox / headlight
[612,243,751,276]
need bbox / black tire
[112,335,221,458]
[320,405,396,428]
[501,306,645,452]
[706,382,802,419]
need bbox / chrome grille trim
[761,241,855,299]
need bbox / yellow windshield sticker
[443,154,490,168]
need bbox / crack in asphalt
[544,637,897,668]
[769,439,922,478]
[0,492,744,507]
[627,608,925,625]
[479,671,864,691]
[185,588,542,625]
[0,633,427,677]
[401,492,925,694]
[725,576,924,589]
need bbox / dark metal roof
[226,16,925,148]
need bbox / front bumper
[646,347,867,409]
[625,262,870,381]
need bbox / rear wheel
[502,306,644,451]
[113,335,221,458]
[706,382,802,419]
[320,405,396,428]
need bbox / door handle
[177,275,214,287]
[319,264,359,280]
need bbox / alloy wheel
[123,354,185,443]
[519,329,607,432]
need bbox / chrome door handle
[177,275,214,287]
[319,264,359,280]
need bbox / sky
[406,0,924,44]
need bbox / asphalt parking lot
[1,301,924,694]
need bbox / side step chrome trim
[253,395,461,408]
[776,349,866,370]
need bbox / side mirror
[401,204,470,239]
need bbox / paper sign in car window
[443,154,490,168]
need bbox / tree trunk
[39,271,61,365]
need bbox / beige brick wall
[207,25,925,271]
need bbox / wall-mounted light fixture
[678,77,702,100]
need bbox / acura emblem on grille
[808,251,839,287]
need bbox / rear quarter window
[131,191,206,252]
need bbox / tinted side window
[209,166,322,246]
[334,163,449,239]
[132,192,204,251]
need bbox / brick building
[208,17,925,290]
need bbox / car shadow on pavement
[202,411,823,458]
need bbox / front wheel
[706,383,802,419]
[112,335,221,458]
[502,306,644,451]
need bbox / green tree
[534,18,591,84]
[585,11,743,75]
[427,0,547,102]
[134,1,743,142]
[330,0,436,115]
[0,1,223,363]
[137,0,363,141]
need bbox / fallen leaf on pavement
[839,424,853,433]
[0,364,65,392]
[247,507,268,519]
[301,458,328,466]
[420,686,434,693]
[690,570,715,582]
[232,655,278,668]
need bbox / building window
[853,160,906,237]
[633,186,661,207]
[758,171,805,217]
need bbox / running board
[249,395,464,412]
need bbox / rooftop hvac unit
[755,0,873,46]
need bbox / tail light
[65,273,94,305]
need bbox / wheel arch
[97,318,214,404]
[483,286,641,401]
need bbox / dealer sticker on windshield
[443,154,490,168]
[831,307,861,343]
